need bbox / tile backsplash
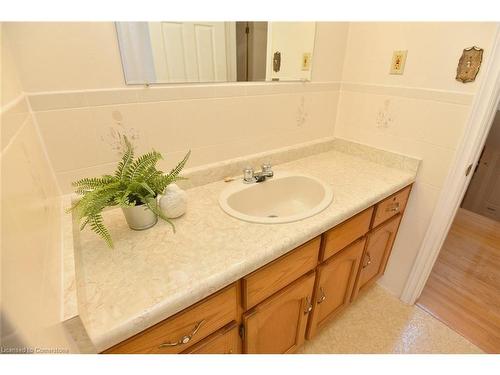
[31,83,341,193]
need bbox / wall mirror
[116,22,317,85]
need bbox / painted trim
[26,81,341,112]
[400,26,500,305]
[341,82,474,105]
[26,80,474,112]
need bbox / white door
[462,145,500,221]
[148,22,231,83]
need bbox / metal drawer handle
[304,297,313,314]
[317,287,326,304]
[158,319,205,348]
[363,252,372,269]
[386,202,400,213]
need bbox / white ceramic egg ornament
[159,183,187,218]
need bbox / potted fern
[69,135,190,248]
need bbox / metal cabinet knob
[386,201,400,213]
[363,252,372,269]
[304,297,313,314]
[317,287,326,304]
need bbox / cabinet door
[243,272,315,354]
[307,238,365,339]
[183,321,241,354]
[352,215,402,300]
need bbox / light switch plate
[302,53,312,71]
[390,50,407,75]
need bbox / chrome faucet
[243,163,274,183]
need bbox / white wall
[266,22,316,81]
[335,22,498,296]
[312,22,349,82]
[4,22,348,193]
[0,24,74,352]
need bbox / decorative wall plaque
[273,51,281,73]
[456,46,483,83]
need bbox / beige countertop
[69,138,419,352]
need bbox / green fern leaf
[166,150,191,180]
[139,181,155,196]
[141,195,175,233]
[127,150,162,182]
[72,175,116,192]
[89,213,113,248]
[115,135,135,181]
[80,216,90,230]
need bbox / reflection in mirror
[116,22,316,85]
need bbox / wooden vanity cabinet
[306,238,365,339]
[103,184,413,354]
[351,214,403,300]
[242,272,315,354]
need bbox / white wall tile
[49,90,339,193]
[1,118,68,348]
[336,90,464,188]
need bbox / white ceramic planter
[122,201,158,230]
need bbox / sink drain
[267,214,279,218]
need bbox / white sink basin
[219,172,333,224]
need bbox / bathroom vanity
[103,184,411,354]
[64,138,419,354]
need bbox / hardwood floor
[417,208,500,353]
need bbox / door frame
[400,26,500,305]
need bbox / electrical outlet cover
[390,50,407,75]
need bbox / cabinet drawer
[183,321,241,354]
[104,283,238,354]
[320,207,373,262]
[242,237,320,310]
[372,185,411,228]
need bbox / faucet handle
[243,167,255,183]
[261,162,272,173]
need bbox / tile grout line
[0,111,31,156]
[0,92,25,114]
